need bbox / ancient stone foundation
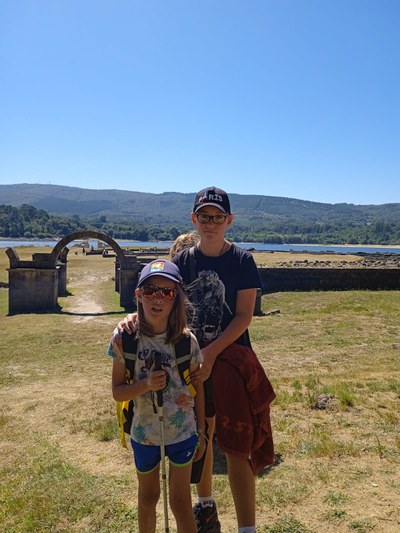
[258,267,400,293]
[8,267,59,314]
[6,231,140,314]
[5,235,400,315]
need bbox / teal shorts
[131,434,198,474]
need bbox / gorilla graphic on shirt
[187,269,232,345]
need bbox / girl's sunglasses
[140,284,177,301]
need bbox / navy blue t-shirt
[172,244,262,347]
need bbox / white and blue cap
[137,259,183,287]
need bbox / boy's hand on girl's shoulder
[190,366,203,386]
[197,349,218,382]
[117,313,138,334]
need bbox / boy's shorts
[131,434,198,474]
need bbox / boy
[171,187,273,533]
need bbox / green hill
[1,183,400,224]
[1,183,400,244]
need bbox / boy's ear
[135,287,141,300]
[226,213,234,227]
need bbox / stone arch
[6,231,140,314]
[51,230,128,268]
[51,231,140,310]
[6,247,20,269]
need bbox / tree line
[1,203,400,245]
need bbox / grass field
[0,247,399,532]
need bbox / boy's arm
[192,364,205,432]
[191,363,206,458]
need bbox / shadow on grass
[213,438,283,477]
[213,439,228,475]
[6,307,125,317]
[59,310,125,317]
[259,453,283,477]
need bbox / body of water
[1,239,400,255]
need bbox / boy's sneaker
[193,501,221,532]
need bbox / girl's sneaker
[193,501,221,532]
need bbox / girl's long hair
[136,283,192,344]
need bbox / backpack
[116,330,195,448]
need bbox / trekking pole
[154,354,169,533]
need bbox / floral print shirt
[108,330,202,446]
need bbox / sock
[197,496,214,508]
[238,527,256,533]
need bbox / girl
[108,259,205,533]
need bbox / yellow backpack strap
[182,368,196,398]
[117,332,138,447]
[175,335,196,397]
[116,401,131,448]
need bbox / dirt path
[66,272,107,320]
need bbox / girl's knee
[169,491,191,515]
[138,487,160,510]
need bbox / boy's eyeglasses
[195,213,229,225]
[140,284,177,301]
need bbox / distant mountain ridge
[1,183,400,225]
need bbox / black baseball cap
[193,186,231,214]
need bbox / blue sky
[1,0,399,205]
